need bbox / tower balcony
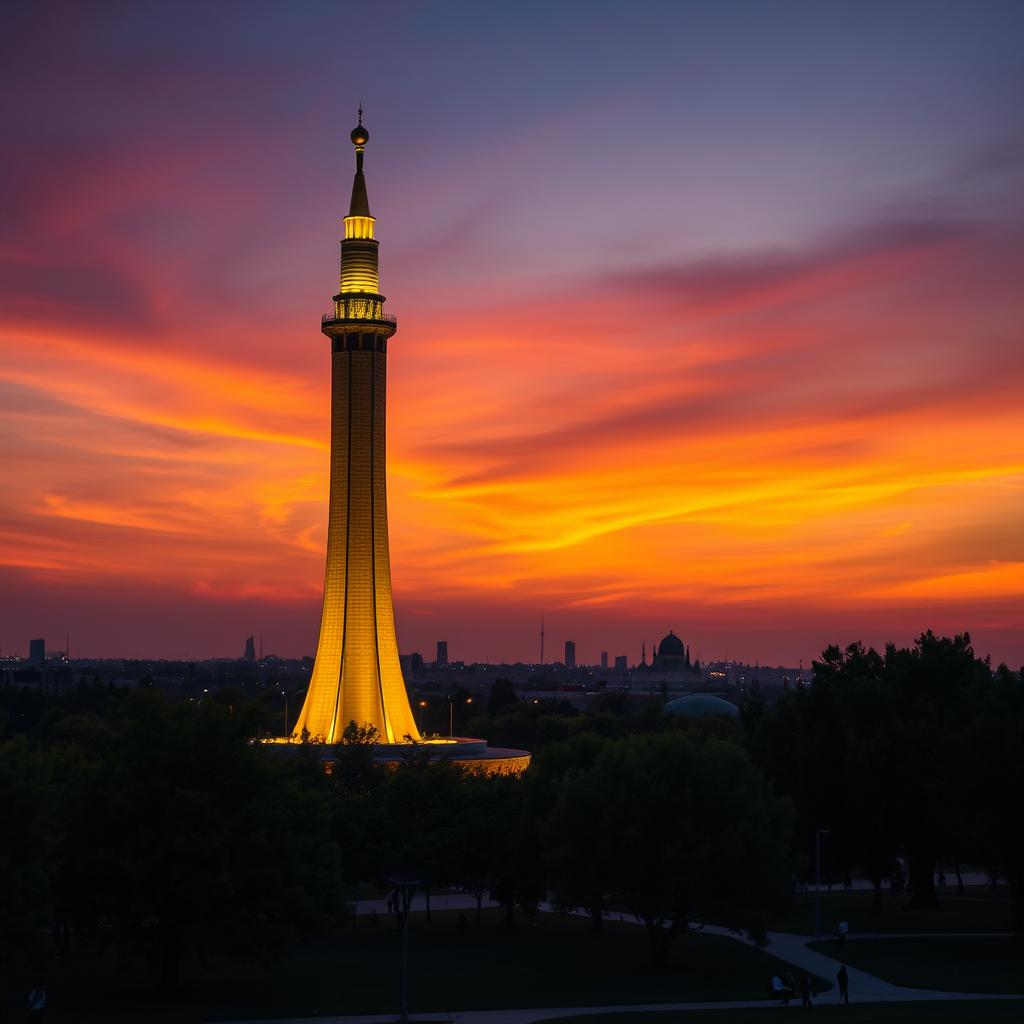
[322,293,397,329]
[322,310,397,327]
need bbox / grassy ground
[767,886,1016,937]
[544,1001,1024,1024]
[810,937,1024,994]
[2,910,829,1023]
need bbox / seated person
[771,974,794,1004]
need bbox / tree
[484,770,546,927]
[535,732,617,930]
[973,663,1024,932]
[54,691,344,988]
[376,759,468,922]
[543,731,793,965]
[0,735,56,971]
[487,678,518,715]
[748,632,994,911]
[888,632,990,907]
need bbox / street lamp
[815,828,831,939]
[279,689,290,737]
[389,877,419,1023]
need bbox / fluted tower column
[292,113,420,744]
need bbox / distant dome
[351,123,369,146]
[664,694,739,718]
[657,631,685,658]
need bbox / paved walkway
[711,925,1018,1004]
[229,905,1023,1024]
[348,893,496,917]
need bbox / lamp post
[815,828,831,939]
[417,698,428,733]
[389,877,419,1024]
[279,689,289,737]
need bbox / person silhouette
[837,964,849,1004]
[800,972,813,1009]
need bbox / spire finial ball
[351,108,368,147]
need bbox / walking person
[800,972,813,1009]
[837,964,849,1004]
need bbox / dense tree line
[741,632,1024,928]
[0,683,789,993]
[0,689,343,994]
[1,628,1020,1003]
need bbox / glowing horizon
[2,3,1023,667]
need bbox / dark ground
[765,885,1016,936]
[3,909,827,1023]
[545,1001,1024,1024]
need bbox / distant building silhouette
[244,635,256,661]
[614,655,628,672]
[600,651,608,670]
[564,640,576,669]
[400,651,425,680]
[637,630,698,677]
[29,638,45,665]
[652,630,687,670]
[436,640,448,667]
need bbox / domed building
[664,694,739,719]
[649,630,692,673]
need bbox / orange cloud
[2,168,1023,664]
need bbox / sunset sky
[3,1,1023,666]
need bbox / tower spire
[348,108,371,217]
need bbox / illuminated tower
[292,112,420,744]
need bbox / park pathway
[232,903,1023,1024]
[700,924,1015,1004]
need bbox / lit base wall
[259,736,531,777]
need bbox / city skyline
[3,2,1023,667]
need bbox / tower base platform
[260,736,530,776]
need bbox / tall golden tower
[292,112,420,744]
